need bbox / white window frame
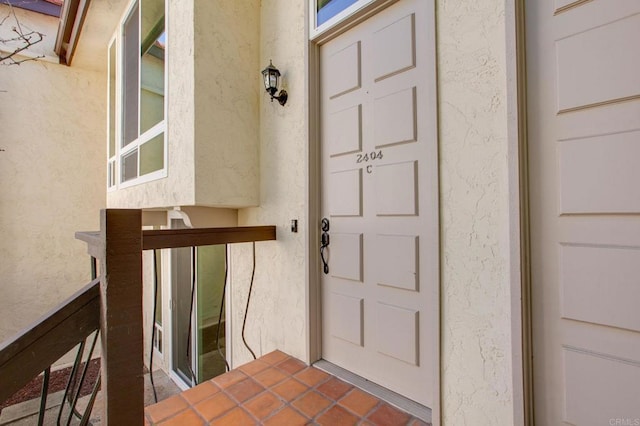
[108,0,168,190]
[309,0,376,39]
[107,35,118,191]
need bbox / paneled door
[319,0,438,407]
[527,0,640,423]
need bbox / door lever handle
[320,218,330,274]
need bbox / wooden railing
[0,278,100,405]
[0,209,276,425]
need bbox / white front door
[319,0,438,407]
[527,0,640,424]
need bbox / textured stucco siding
[437,1,516,424]
[194,0,260,208]
[229,0,308,366]
[0,8,106,344]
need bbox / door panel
[373,88,417,147]
[372,13,415,81]
[527,0,640,423]
[320,0,438,407]
[556,13,640,111]
[326,41,362,98]
[329,169,363,216]
[559,132,640,213]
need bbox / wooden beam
[80,225,277,253]
[0,279,99,403]
[54,0,80,56]
[53,0,80,56]
[99,209,144,425]
[142,225,277,250]
[64,0,91,66]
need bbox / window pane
[197,245,227,382]
[140,37,165,134]
[139,133,164,176]
[141,0,164,49]
[121,149,138,182]
[140,0,165,135]
[317,0,358,25]
[122,3,139,147]
[108,41,116,158]
[172,242,193,384]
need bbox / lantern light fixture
[261,60,288,106]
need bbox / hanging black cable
[215,244,230,371]
[185,246,197,384]
[149,249,160,403]
[241,242,257,360]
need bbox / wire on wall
[186,246,197,385]
[149,249,160,403]
[241,242,257,360]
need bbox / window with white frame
[311,0,376,37]
[107,40,117,188]
[107,0,166,189]
[316,0,357,25]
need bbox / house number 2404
[356,150,383,174]
[356,150,383,164]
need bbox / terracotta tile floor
[145,350,430,425]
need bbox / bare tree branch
[0,10,11,27]
[0,1,45,65]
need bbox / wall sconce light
[261,60,288,106]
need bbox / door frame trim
[509,0,533,424]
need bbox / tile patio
[144,351,430,425]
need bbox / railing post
[99,209,143,424]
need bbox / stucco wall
[0,7,106,343]
[230,0,308,366]
[193,0,260,208]
[437,1,516,424]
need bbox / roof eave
[54,0,90,66]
